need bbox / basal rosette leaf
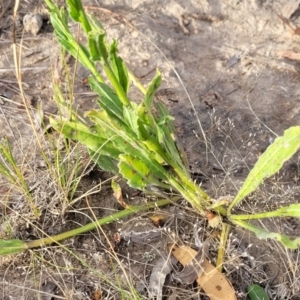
[231,219,300,249]
[229,126,300,213]
[118,154,156,189]
[50,118,120,159]
[0,239,28,256]
[123,105,142,138]
[88,150,118,173]
[89,77,124,122]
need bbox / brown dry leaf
[112,181,129,208]
[169,244,236,300]
[277,14,300,34]
[171,240,209,284]
[92,288,102,300]
[282,0,300,19]
[150,214,166,225]
[277,50,300,60]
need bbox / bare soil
[1,0,300,299]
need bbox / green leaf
[0,239,28,256]
[247,284,270,300]
[144,69,161,109]
[118,154,155,189]
[66,0,83,22]
[230,203,300,220]
[229,126,300,212]
[156,102,175,133]
[88,30,108,63]
[276,204,300,218]
[88,150,118,173]
[50,118,121,159]
[109,40,130,93]
[231,219,300,249]
[47,6,103,83]
[123,105,140,138]
[86,110,139,150]
[88,77,124,123]
[66,0,91,33]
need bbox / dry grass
[0,1,300,299]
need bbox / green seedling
[247,284,270,300]
[1,0,300,260]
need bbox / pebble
[23,14,43,36]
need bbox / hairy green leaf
[0,239,28,256]
[230,203,300,220]
[89,77,124,121]
[231,219,300,249]
[109,40,130,93]
[88,150,118,173]
[118,154,154,189]
[229,126,300,212]
[144,69,161,109]
[50,119,121,159]
[66,0,91,33]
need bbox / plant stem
[26,197,176,249]
[216,223,231,272]
[230,210,288,220]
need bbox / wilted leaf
[172,241,209,284]
[169,244,236,300]
[111,180,128,208]
[92,288,102,300]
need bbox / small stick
[277,14,300,35]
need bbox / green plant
[1,0,300,258]
[247,284,270,300]
[0,138,39,217]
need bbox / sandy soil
[1,0,300,299]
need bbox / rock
[23,13,43,36]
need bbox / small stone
[23,14,43,36]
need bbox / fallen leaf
[172,240,209,284]
[148,256,175,300]
[282,0,300,19]
[92,288,102,300]
[277,14,300,35]
[111,180,128,208]
[169,244,237,300]
[277,50,300,61]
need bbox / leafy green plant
[1,0,300,258]
[247,284,270,300]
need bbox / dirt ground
[1,0,300,299]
